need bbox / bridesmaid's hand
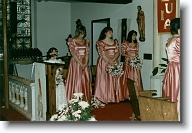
[108,60,115,65]
[112,58,117,63]
[81,64,87,70]
[80,63,84,69]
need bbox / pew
[127,78,157,121]
[138,96,178,121]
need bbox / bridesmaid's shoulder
[175,36,180,41]
[85,39,90,43]
[114,39,118,42]
[175,36,180,46]
[85,39,90,46]
[96,40,104,45]
[68,38,74,45]
[136,42,139,45]
[68,38,73,42]
[122,40,128,46]
[114,39,120,46]
[122,40,128,44]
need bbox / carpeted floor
[91,100,134,121]
[0,114,6,121]
[0,100,135,121]
[0,106,29,121]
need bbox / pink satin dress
[162,36,180,103]
[65,38,92,104]
[121,40,144,94]
[94,39,125,103]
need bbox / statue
[136,5,145,42]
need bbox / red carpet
[91,100,133,121]
[0,100,134,121]
[0,106,29,121]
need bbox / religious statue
[136,5,145,42]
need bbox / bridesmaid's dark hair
[170,18,180,35]
[75,19,86,38]
[127,30,138,43]
[98,27,113,41]
[46,47,58,60]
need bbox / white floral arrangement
[50,93,96,121]
[128,56,143,69]
[91,96,105,108]
[106,63,124,77]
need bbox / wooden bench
[127,78,157,121]
[138,96,178,121]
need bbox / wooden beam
[2,0,9,109]
[38,0,133,4]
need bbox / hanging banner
[158,0,176,33]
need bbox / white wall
[16,1,71,79]
[71,0,154,90]
[35,1,71,57]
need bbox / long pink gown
[121,40,143,94]
[162,36,180,103]
[94,39,125,103]
[65,38,92,104]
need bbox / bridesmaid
[65,19,92,104]
[121,30,143,97]
[162,18,180,120]
[94,27,125,104]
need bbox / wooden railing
[9,75,35,121]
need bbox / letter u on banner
[158,0,176,33]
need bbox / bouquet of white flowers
[106,63,124,77]
[128,56,143,69]
[50,93,96,121]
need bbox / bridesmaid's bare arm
[71,53,84,66]
[82,54,89,69]
[112,51,119,62]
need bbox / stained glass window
[16,0,31,49]
[0,0,31,50]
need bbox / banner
[158,0,176,33]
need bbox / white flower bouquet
[128,56,143,69]
[91,96,105,108]
[106,63,124,77]
[50,93,96,121]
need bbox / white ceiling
[36,0,132,4]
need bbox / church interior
[0,0,180,121]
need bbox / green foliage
[152,67,159,76]
[152,58,169,76]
